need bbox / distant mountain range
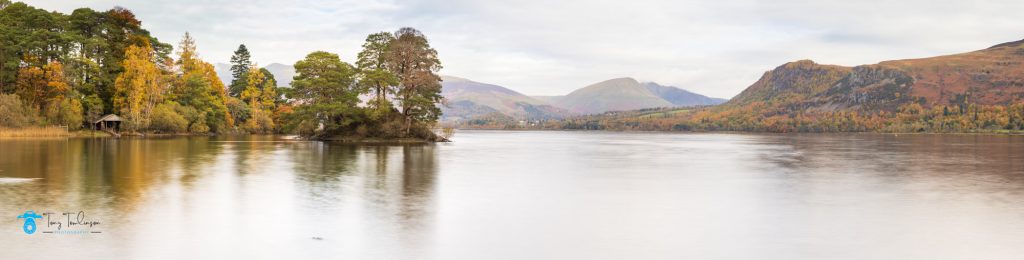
[211,63,726,123]
[214,62,295,88]
[439,76,725,124]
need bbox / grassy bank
[0,126,70,138]
[0,127,121,138]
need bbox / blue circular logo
[17,211,42,235]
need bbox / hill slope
[642,82,728,106]
[548,77,724,114]
[440,76,569,124]
[553,78,673,114]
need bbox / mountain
[440,76,569,124]
[547,77,725,114]
[214,63,232,86]
[564,38,1024,133]
[553,78,672,114]
[263,63,296,87]
[729,39,1024,112]
[213,62,294,88]
[642,82,728,106]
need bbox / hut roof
[93,114,123,124]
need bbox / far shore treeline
[0,1,446,140]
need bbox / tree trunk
[404,116,411,136]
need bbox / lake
[1,131,1023,259]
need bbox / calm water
[1,131,1024,259]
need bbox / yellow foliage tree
[15,60,68,111]
[241,64,275,133]
[113,44,160,131]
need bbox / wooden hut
[92,114,122,132]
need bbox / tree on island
[387,27,443,135]
[356,32,398,120]
[285,51,360,137]
[285,27,445,141]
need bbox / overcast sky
[26,0,1024,98]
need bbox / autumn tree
[38,61,84,128]
[10,58,84,128]
[386,27,443,134]
[67,6,171,113]
[14,64,45,111]
[171,32,232,133]
[112,44,160,131]
[241,64,276,133]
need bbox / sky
[26,0,1024,98]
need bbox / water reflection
[1,132,1023,259]
[0,136,439,259]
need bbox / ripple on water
[0,177,40,184]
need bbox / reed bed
[0,126,70,138]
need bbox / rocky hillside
[730,39,1024,111]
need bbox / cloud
[25,0,1024,98]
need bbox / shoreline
[451,128,1024,135]
[5,126,1021,140]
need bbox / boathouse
[92,114,122,132]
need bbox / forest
[0,1,446,140]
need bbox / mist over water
[1,132,1023,259]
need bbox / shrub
[43,98,84,130]
[355,124,369,137]
[379,119,405,138]
[244,112,275,134]
[226,97,250,125]
[441,127,455,139]
[149,103,188,133]
[0,93,37,128]
[175,104,209,133]
[189,121,210,133]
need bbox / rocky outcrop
[822,65,915,110]
[728,60,851,105]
